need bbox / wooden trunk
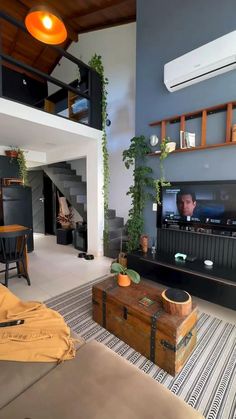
[92,276,197,376]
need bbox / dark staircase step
[76,195,87,204]
[107,209,116,219]
[48,162,71,169]
[108,217,124,229]
[63,180,86,189]
[51,168,77,175]
[57,174,82,181]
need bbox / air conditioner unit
[164,31,236,92]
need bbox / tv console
[127,250,236,310]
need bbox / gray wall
[136,0,236,238]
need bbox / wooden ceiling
[0,0,136,75]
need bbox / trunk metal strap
[102,290,107,328]
[150,309,163,363]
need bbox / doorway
[28,170,56,235]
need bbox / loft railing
[0,11,102,130]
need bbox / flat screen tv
[159,181,236,232]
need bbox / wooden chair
[0,230,31,287]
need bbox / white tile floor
[1,234,111,302]
[1,234,235,324]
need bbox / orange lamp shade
[25,6,67,45]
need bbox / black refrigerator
[0,185,34,252]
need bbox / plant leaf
[111,263,124,274]
[126,269,140,284]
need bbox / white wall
[51,23,136,222]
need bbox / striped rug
[46,275,236,419]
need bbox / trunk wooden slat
[92,276,197,376]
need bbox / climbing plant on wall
[88,54,109,245]
[123,136,154,252]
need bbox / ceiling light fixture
[25,5,67,45]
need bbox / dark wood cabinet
[127,251,236,311]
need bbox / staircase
[44,161,127,258]
[44,162,87,221]
[105,209,127,259]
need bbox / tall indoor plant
[88,54,109,246]
[123,135,154,252]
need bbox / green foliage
[123,136,154,252]
[110,262,140,284]
[154,138,171,205]
[153,178,171,206]
[88,54,109,245]
[17,149,28,186]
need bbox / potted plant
[111,262,140,287]
[5,147,29,186]
[5,146,19,159]
[56,209,74,229]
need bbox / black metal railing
[0,11,102,130]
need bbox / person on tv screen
[176,189,197,217]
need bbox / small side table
[56,228,73,245]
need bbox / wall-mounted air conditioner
[164,31,236,92]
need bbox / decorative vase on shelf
[140,234,149,253]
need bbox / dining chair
[0,229,31,287]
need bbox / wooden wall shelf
[149,100,236,154]
[148,140,236,156]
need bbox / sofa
[0,337,203,419]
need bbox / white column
[86,142,104,256]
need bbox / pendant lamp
[25,5,67,45]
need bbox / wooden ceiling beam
[8,28,20,55]
[64,24,79,43]
[69,0,132,20]
[76,15,136,35]
[32,45,49,68]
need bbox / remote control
[0,319,24,328]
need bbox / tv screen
[161,181,236,230]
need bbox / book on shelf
[185,131,196,148]
[180,131,196,148]
[180,130,186,149]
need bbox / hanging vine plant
[153,138,171,205]
[17,149,29,186]
[88,54,109,246]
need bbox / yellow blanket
[0,284,78,362]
